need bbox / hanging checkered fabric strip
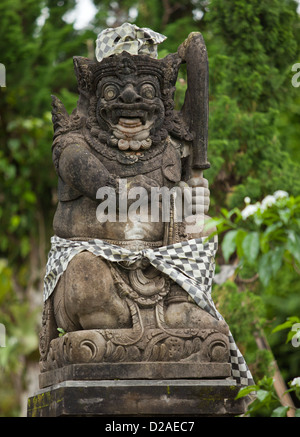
[95,23,167,62]
[43,235,254,386]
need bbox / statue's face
[96,74,165,151]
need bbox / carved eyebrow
[136,76,159,85]
[97,77,124,88]
[97,76,160,96]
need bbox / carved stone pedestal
[32,279,240,417]
[27,378,247,417]
[39,362,231,388]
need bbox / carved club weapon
[178,32,210,178]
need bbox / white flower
[241,203,260,220]
[273,190,289,199]
[244,196,251,205]
[261,195,276,212]
[290,377,300,387]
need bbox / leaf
[256,389,270,403]
[20,237,30,258]
[272,317,300,344]
[257,376,276,391]
[288,316,300,323]
[23,191,37,204]
[235,229,247,259]
[242,231,260,264]
[222,229,238,262]
[235,385,258,400]
[286,328,300,344]
[259,233,270,253]
[270,246,284,275]
[264,222,283,237]
[272,320,294,334]
[295,409,300,417]
[258,252,273,287]
[10,215,21,230]
[220,208,230,218]
[278,208,291,225]
[286,231,300,264]
[57,327,66,337]
[271,406,289,417]
[205,217,225,228]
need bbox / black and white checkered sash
[43,235,254,386]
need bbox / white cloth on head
[95,22,167,62]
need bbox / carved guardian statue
[38,24,253,388]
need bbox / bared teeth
[118,118,142,128]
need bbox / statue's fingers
[192,186,210,197]
[192,195,210,206]
[187,177,209,188]
[191,203,206,214]
[178,181,189,188]
[183,187,193,205]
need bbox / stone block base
[27,379,247,417]
[39,362,231,389]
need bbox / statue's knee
[53,278,80,332]
[58,252,131,330]
[65,252,113,302]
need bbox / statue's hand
[178,177,210,215]
[176,177,212,238]
[127,175,160,193]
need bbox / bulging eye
[140,83,156,99]
[103,84,119,101]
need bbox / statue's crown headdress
[73,23,180,94]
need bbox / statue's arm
[58,143,116,200]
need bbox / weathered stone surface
[28,379,247,417]
[41,324,230,378]
[39,362,231,389]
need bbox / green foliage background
[0,0,299,416]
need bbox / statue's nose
[118,84,142,103]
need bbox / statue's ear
[177,33,210,172]
[158,52,182,88]
[73,56,94,96]
[51,95,69,138]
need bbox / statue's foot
[164,301,229,335]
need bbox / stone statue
[38,24,253,388]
